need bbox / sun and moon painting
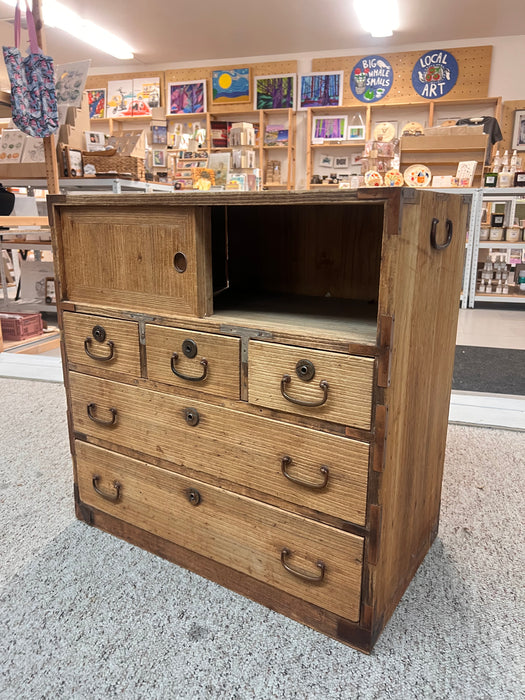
[212,69,251,104]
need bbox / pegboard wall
[312,46,492,106]
[85,71,166,108]
[501,100,525,152]
[164,60,297,114]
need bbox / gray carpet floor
[0,378,523,700]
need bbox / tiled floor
[456,309,525,350]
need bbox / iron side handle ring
[92,475,121,502]
[87,403,117,426]
[280,375,329,407]
[280,548,326,583]
[171,353,208,382]
[84,337,115,361]
[281,456,329,490]
[430,217,453,250]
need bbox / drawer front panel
[248,341,374,429]
[76,441,364,621]
[63,313,141,378]
[146,325,241,400]
[57,206,211,317]
[69,373,369,525]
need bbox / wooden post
[31,0,60,195]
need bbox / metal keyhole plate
[295,359,315,382]
[187,488,201,506]
[182,339,198,358]
[184,407,200,426]
[92,325,106,343]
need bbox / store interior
[0,0,524,695]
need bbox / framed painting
[167,81,207,115]
[254,74,296,110]
[312,116,348,141]
[212,68,251,104]
[511,110,525,151]
[152,149,166,167]
[299,72,343,110]
[86,88,106,119]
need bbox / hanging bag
[2,0,59,138]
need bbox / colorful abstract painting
[168,81,207,115]
[212,68,250,104]
[254,74,295,110]
[299,72,343,109]
[86,88,106,119]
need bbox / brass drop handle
[280,375,329,407]
[171,353,208,382]
[92,475,121,502]
[281,456,329,490]
[84,337,115,361]
[87,403,117,426]
[280,548,326,583]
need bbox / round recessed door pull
[280,375,329,407]
[173,252,187,273]
[92,475,121,502]
[280,548,326,583]
[281,456,329,490]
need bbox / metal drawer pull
[430,217,453,250]
[171,353,208,381]
[280,548,326,583]
[84,337,115,361]
[280,375,329,407]
[87,403,117,426]
[281,456,329,489]
[92,475,121,502]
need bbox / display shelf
[311,141,365,148]
[474,294,524,303]
[479,241,525,248]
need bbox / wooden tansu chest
[48,189,468,653]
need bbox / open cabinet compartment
[210,201,384,347]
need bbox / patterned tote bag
[2,0,59,137]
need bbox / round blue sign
[350,55,393,103]
[412,50,459,99]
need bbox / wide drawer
[63,313,141,378]
[248,341,374,429]
[69,373,369,525]
[76,441,364,621]
[146,325,240,400]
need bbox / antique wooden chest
[48,189,468,653]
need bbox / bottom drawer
[76,440,364,622]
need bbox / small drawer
[248,341,374,429]
[63,313,141,378]
[69,373,369,525]
[146,325,240,400]
[76,441,364,621]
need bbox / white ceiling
[0,0,523,70]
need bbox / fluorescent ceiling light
[353,0,399,37]
[1,0,134,59]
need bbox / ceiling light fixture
[1,0,134,59]
[353,0,399,38]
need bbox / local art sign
[411,50,459,99]
[350,55,393,103]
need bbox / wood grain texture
[63,312,141,379]
[145,325,241,400]
[69,372,370,525]
[56,205,212,317]
[76,441,363,621]
[371,189,469,634]
[248,341,374,429]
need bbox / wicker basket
[0,312,43,340]
[82,149,145,180]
